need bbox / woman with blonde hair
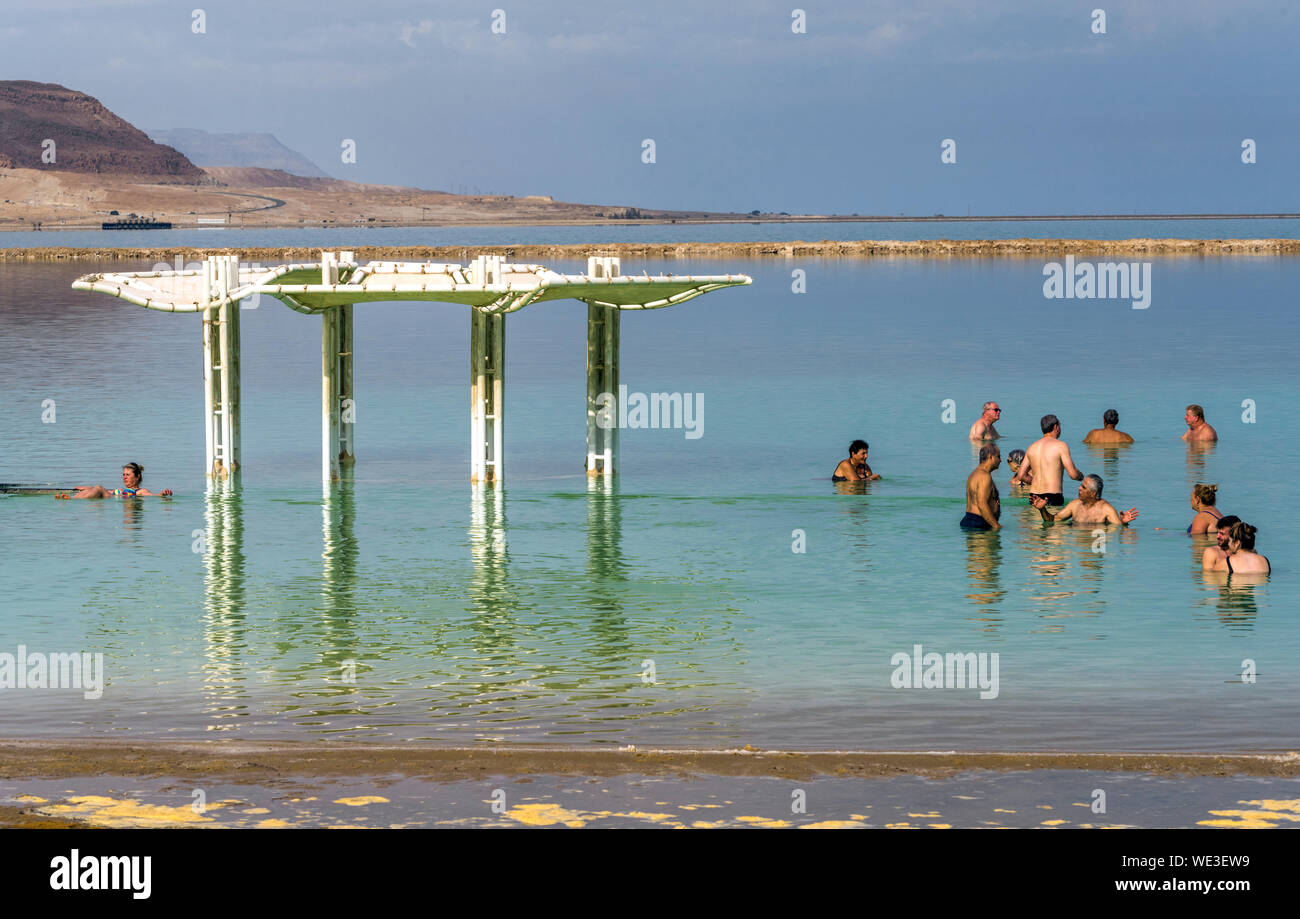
[1187,483,1225,535]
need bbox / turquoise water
[1,250,1296,749]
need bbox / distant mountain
[148,129,332,179]
[0,80,204,180]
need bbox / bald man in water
[1011,414,1083,507]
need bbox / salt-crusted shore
[3,237,1300,262]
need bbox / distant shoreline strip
[5,237,1300,262]
[1,740,1296,781]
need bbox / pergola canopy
[72,256,752,314]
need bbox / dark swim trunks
[1030,492,1065,506]
[960,512,994,530]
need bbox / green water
[1,253,1295,749]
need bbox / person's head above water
[1007,448,1026,467]
[1041,414,1061,435]
[1080,474,1103,500]
[1215,515,1241,549]
[978,444,1000,466]
[848,439,869,460]
[122,463,143,487]
[1192,482,1218,507]
[1185,404,1205,424]
[1103,408,1119,426]
[981,401,1001,419]
[1226,520,1257,552]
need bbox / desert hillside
[0,81,203,180]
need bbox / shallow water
[0,248,1295,749]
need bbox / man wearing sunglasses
[968,402,1002,441]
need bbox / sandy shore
[3,237,1300,262]
[4,739,1298,781]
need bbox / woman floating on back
[58,462,172,499]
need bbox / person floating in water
[968,401,1002,441]
[1187,483,1226,535]
[1011,414,1083,507]
[961,444,1001,531]
[1203,521,1269,575]
[1083,408,1134,444]
[832,440,881,482]
[1181,404,1218,443]
[59,463,172,499]
[1030,474,1138,526]
[1006,449,1031,488]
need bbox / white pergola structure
[72,251,750,484]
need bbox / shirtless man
[1010,414,1083,507]
[832,440,881,482]
[1181,404,1218,443]
[960,444,1002,531]
[968,402,1002,441]
[1030,474,1138,526]
[1083,409,1134,444]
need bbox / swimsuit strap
[1226,556,1233,575]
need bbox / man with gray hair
[968,401,1002,441]
[1031,474,1139,526]
[961,444,1002,530]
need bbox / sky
[3,0,1297,215]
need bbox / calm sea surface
[1,231,1296,749]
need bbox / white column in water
[338,250,355,467]
[469,254,506,483]
[203,254,242,477]
[321,251,342,484]
[585,256,621,477]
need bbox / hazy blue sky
[5,0,1297,214]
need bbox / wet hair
[1216,515,1241,533]
[122,462,144,480]
[979,444,1000,463]
[1227,521,1257,551]
[1040,414,1060,434]
[1193,483,1218,506]
[1186,404,1205,420]
[1082,474,1103,497]
[1007,449,1025,465]
[849,440,869,455]
[1103,408,1119,426]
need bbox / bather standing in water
[832,440,881,482]
[1011,414,1083,507]
[1083,408,1134,444]
[961,444,1001,531]
[1030,474,1137,526]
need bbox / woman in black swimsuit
[1203,521,1270,575]
[1187,483,1225,535]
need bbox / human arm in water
[1032,496,1076,524]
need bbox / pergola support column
[320,251,354,484]
[470,308,505,484]
[585,256,620,477]
[202,254,241,477]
